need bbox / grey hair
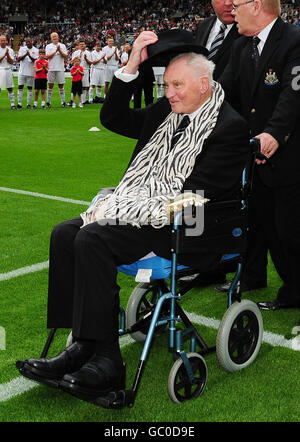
[168,52,215,87]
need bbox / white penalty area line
[0,186,90,206]
[0,261,49,282]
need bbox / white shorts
[18,74,34,87]
[0,69,14,89]
[47,70,65,85]
[90,68,105,87]
[82,68,90,88]
[104,66,118,83]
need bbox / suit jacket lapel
[251,17,284,96]
[199,16,216,46]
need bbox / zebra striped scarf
[80,81,224,229]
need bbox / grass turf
[1,79,300,422]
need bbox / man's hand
[124,31,158,75]
[255,132,279,164]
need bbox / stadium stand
[0,0,299,69]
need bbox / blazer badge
[264,69,279,86]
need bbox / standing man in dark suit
[220,0,300,310]
[192,0,254,288]
[17,30,250,403]
[195,0,241,79]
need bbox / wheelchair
[17,139,264,409]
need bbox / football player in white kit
[0,35,16,109]
[45,32,68,107]
[89,42,106,103]
[17,37,39,108]
[72,40,92,105]
[103,37,119,96]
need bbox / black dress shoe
[17,341,94,387]
[257,299,295,311]
[215,280,267,293]
[60,355,126,403]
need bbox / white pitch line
[1,311,300,403]
[0,261,49,282]
[0,186,90,206]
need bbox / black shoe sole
[59,378,125,404]
[16,360,61,388]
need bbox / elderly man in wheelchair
[17,30,263,408]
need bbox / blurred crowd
[0,0,300,56]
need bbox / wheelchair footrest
[95,389,136,409]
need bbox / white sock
[89,87,94,101]
[27,89,33,105]
[82,90,87,103]
[96,87,102,98]
[41,100,45,106]
[9,92,15,106]
[59,88,65,103]
[47,88,53,103]
[17,89,23,105]
[34,100,37,106]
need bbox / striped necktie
[208,23,227,60]
[171,115,190,148]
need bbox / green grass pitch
[1,78,300,422]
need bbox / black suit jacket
[100,75,250,257]
[194,17,240,79]
[219,17,300,187]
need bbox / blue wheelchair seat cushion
[118,254,188,280]
[118,252,241,280]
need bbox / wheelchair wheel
[168,353,207,404]
[216,300,263,373]
[126,282,166,342]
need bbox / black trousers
[47,216,222,342]
[249,172,300,306]
[47,218,172,341]
[133,82,153,108]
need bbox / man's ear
[199,76,209,94]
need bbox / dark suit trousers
[133,83,153,108]
[251,172,300,306]
[47,217,173,342]
[47,214,225,342]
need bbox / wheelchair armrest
[165,193,209,227]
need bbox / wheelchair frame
[21,139,263,408]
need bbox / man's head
[0,35,7,48]
[39,48,46,59]
[124,43,131,52]
[95,42,101,51]
[107,38,114,47]
[232,0,280,36]
[212,0,235,25]
[163,53,215,114]
[25,37,33,49]
[51,32,59,44]
[79,40,86,51]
